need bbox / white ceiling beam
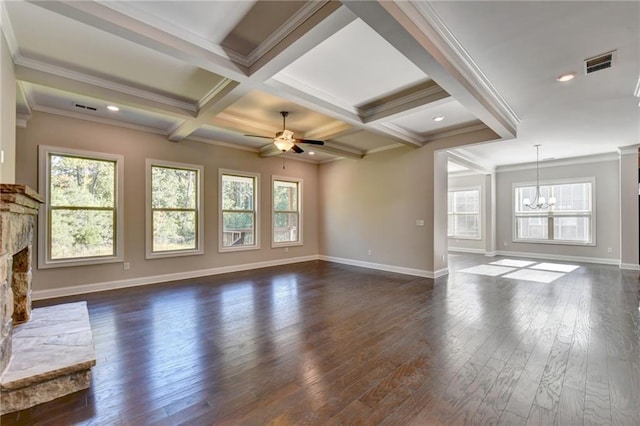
[342,0,518,141]
[26,0,249,82]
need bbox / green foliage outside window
[49,154,116,259]
[222,174,256,246]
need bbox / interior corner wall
[448,172,487,253]
[0,32,16,183]
[317,127,499,276]
[16,111,320,294]
[496,158,620,262]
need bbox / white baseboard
[448,247,485,254]
[33,255,320,300]
[433,267,449,278]
[620,263,640,271]
[318,255,438,278]
[484,251,497,257]
[495,250,619,266]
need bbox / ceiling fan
[245,111,325,153]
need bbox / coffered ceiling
[3,1,638,167]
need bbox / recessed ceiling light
[433,115,445,122]
[107,105,120,112]
[556,73,576,82]
[309,151,315,155]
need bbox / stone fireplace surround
[0,184,96,415]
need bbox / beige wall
[318,128,499,275]
[619,147,639,268]
[16,111,319,292]
[0,33,16,183]
[496,158,620,261]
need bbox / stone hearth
[0,184,96,415]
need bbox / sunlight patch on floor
[459,265,516,276]
[490,259,536,268]
[530,262,580,273]
[502,269,565,283]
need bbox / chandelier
[523,144,556,210]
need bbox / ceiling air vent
[584,51,615,74]
[73,102,97,111]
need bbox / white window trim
[145,159,204,259]
[512,176,596,246]
[272,175,303,248]
[218,169,260,253]
[448,186,482,240]
[38,145,124,269]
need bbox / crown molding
[448,150,493,174]
[196,79,236,112]
[634,75,640,97]
[0,1,19,60]
[496,152,620,173]
[422,122,487,143]
[376,123,423,146]
[272,73,358,116]
[214,112,279,135]
[245,1,330,67]
[618,144,639,156]
[17,81,33,115]
[99,1,246,65]
[303,121,353,140]
[408,2,520,129]
[16,113,31,128]
[33,105,169,136]
[15,55,198,113]
[365,142,405,155]
[359,81,450,122]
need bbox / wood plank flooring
[2,255,639,425]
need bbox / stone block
[0,254,8,283]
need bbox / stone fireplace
[0,184,96,415]
[0,184,42,376]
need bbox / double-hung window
[219,170,259,251]
[146,160,203,258]
[38,146,123,268]
[272,177,302,247]
[447,188,481,239]
[514,179,594,244]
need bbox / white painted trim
[218,169,261,253]
[33,105,170,136]
[32,255,320,301]
[0,1,19,60]
[485,251,497,257]
[620,263,640,271]
[16,55,197,112]
[448,247,485,254]
[422,122,487,143]
[496,152,619,173]
[272,73,358,116]
[15,114,30,128]
[618,144,639,156]
[495,250,619,266]
[186,136,260,153]
[271,175,304,248]
[448,150,493,175]
[376,122,423,146]
[634,76,640,97]
[319,255,434,278]
[433,267,449,278]
[365,143,405,155]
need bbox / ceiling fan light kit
[245,111,325,154]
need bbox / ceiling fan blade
[296,139,325,145]
[244,134,273,139]
[292,144,304,154]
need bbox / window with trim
[447,188,481,239]
[38,146,123,268]
[514,179,594,244]
[146,160,203,258]
[272,177,302,246]
[219,170,259,251]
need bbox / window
[272,177,302,247]
[219,170,259,251]
[514,179,594,245]
[38,146,123,268]
[146,160,203,258]
[447,188,481,239]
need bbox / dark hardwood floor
[2,255,639,425]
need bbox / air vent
[584,51,615,74]
[73,103,97,111]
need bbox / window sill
[218,244,261,253]
[512,238,595,247]
[146,249,204,260]
[272,241,303,249]
[38,255,123,269]
[448,236,482,241]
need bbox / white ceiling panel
[275,18,429,108]
[388,99,479,136]
[331,129,396,152]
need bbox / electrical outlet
[285,247,289,253]
[123,262,130,271]
[368,249,372,256]
[503,242,508,247]
[607,247,612,253]
[416,219,425,227]
[442,255,445,262]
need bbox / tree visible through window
[149,163,201,255]
[447,189,480,239]
[220,171,258,250]
[273,178,301,245]
[39,146,123,268]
